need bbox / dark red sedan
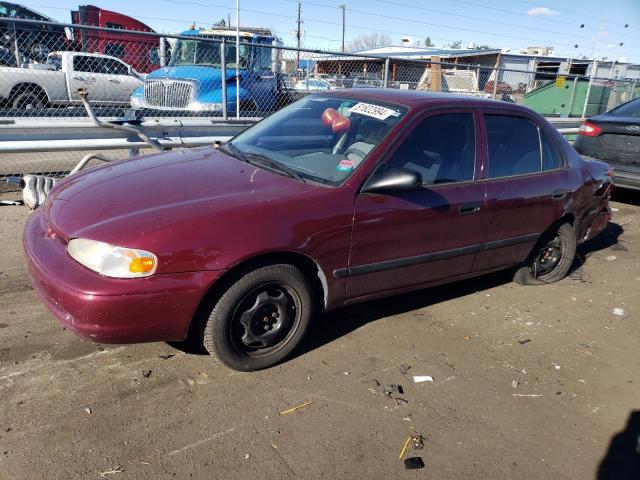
[24,90,613,371]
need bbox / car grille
[144,80,193,109]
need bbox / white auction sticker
[349,102,398,120]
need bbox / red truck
[71,5,160,73]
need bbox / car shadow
[596,410,640,480]
[612,189,640,206]
[169,221,625,359]
[571,221,624,277]
[292,269,515,360]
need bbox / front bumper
[23,210,222,344]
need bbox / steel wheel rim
[230,282,301,358]
[534,235,563,276]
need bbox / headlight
[187,101,223,111]
[67,238,157,278]
[130,94,145,108]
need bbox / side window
[485,115,541,178]
[103,58,128,75]
[386,113,475,185]
[73,55,92,72]
[541,131,563,170]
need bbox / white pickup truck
[0,51,143,109]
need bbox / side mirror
[361,168,422,194]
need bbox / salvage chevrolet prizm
[24,90,613,371]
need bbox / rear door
[69,55,111,103]
[345,110,485,300]
[472,111,570,271]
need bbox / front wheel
[513,222,577,285]
[202,264,313,371]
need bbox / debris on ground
[371,380,404,395]
[243,454,250,460]
[612,307,625,318]
[413,375,434,383]
[512,394,543,397]
[399,363,411,374]
[279,401,312,415]
[142,370,152,378]
[398,435,412,460]
[518,339,532,345]
[404,457,425,469]
[99,466,124,477]
[511,380,519,388]
[84,407,92,414]
[158,354,174,360]
[411,433,425,450]
[605,255,616,261]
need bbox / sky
[27,0,640,61]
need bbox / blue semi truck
[131,26,285,113]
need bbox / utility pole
[296,2,302,69]
[338,4,345,53]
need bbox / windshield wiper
[244,152,307,183]
[220,143,306,183]
[219,142,248,162]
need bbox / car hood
[146,65,246,85]
[45,147,322,272]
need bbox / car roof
[325,88,532,113]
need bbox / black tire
[11,89,46,110]
[202,264,313,371]
[513,222,577,285]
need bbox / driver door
[345,110,485,300]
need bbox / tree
[213,19,226,27]
[450,40,462,49]
[347,32,393,52]
[424,36,434,47]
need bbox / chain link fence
[1,18,638,190]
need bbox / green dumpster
[523,80,610,117]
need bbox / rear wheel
[11,89,46,110]
[513,222,576,285]
[202,264,313,371]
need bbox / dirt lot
[0,191,638,480]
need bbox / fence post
[221,39,228,120]
[582,60,597,118]
[159,37,166,67]
[492,68,499,100]
[430,56,441,92]
[383,57,390,89]
[11,22,20,66]
[567,76,578,117]
[631,80,637,100]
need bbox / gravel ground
[0,191,638,480]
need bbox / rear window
[609,98,640,118]
[485,115,541,178]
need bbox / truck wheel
[12,90,46,110]
[202,264,313,371]
[513,222,576,285]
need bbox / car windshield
[609,98,640,118]
[170,38,251,68]
[226,95,407,185]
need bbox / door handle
[109,79,120,84]
[551,189,568,200]
[459,201,481,215]
[72,76,86,81]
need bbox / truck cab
[130,27,282,113]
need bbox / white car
[294,79,331,91]
[0,51,143,109]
